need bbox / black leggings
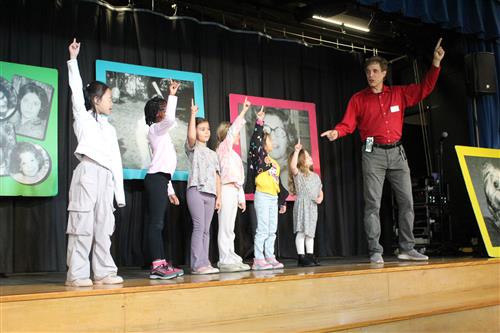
[144,172,171,261]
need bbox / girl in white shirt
[66,39,125,287]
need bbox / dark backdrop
[0,0,473,273]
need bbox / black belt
[373,141,402,149]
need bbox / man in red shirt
[321,39,445,264]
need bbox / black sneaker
[308,254,321,266]
[298,254,315,267]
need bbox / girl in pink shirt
[144,80,183,280]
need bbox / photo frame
[96,60,205,180]
[229,94,320,201]
[0,61,58,197]
[456,145,500,257]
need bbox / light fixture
[312,15,370,33]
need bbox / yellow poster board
[455,146,500,257]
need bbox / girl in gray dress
[289,141,323,267]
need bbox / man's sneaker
[398,249,429,261]
[370,253,384,264]
[252,258,273,270]
[150,264,179,280]
[94,274,123,285]
[266,256,284,269]
[192,266,219,275]
[65,278,93,287]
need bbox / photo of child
[9,141,51,185]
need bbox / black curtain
[0,0,407,273]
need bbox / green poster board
[0,61,58,196]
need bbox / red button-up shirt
[334,65,441,144]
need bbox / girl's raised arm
[289,140,302,176]
[187,98,198,148]
[67,38,87,120]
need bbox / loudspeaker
[465,52,497,95]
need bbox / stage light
[312,15,370,33]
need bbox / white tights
[295,232,314,255]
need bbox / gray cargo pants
[66,157,118,282]
[362,144,415,255]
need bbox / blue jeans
[253,191,278,259]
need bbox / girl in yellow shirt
[245,107,288,270]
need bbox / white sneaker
[398,249,429,261]
[65,278,93,287]
[237,262,251,271]
[94,274,124,285]
[219,262,251,272]
[219,263,242,273]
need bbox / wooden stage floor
[2,256,499,332]
[1,256,497,302]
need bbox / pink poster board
[229,94,320,201]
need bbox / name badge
[390,105,400,113]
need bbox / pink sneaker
[266,256,284,269]
[192,266,219,275]
[164,260,184,277]
[252,258,273,270]
[150,260,184,279]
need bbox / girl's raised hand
[68,38,81,60]
[294,139,302,152]
[256,105,265,120]
[241,96,251,113]
[169,80,180,96]
[191,98,199,116]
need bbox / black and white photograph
[238,105,313,194]
[0,76,17,121]
[9,141,51,185]
[9,76,54,141]
[230,94,320,198]
[465,156,500,247]
[0,121,17,176]
[105,71,195,173]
